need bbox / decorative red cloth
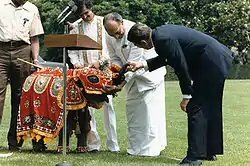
[17,66,117,143]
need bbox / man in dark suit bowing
[126,23,233,165]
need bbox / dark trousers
[0,43,31,147]
[186,79,225,158]
[58,108,91,147]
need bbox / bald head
[103,12,123,25]
[103,13,125,39]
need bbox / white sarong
[126,80,166,156]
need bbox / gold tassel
[50,138,54,145]
[23,135,28,141]
[17,136,21,143]
[43,137,49,144]
[36,135,41,142]
[31,133,36,140]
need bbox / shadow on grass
[97,151,179,165]
[0,145,180,165]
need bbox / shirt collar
[122,28,129,47]
[22,2,30,11]
[3,0,13,5]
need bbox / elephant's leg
[76,107,91,153]
[32,136,47,152]
[57,111,75,152]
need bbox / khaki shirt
[0,0,44,44]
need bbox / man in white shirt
[102,12,167,156]
[67,0,119,152]
[0,0,44,151]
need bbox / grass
[0,80,250,166]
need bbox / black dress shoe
[9,146,21,152]
[204,155,217,161]
[179,156,202,165]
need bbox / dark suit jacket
[146,24,233,95]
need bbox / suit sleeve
[148,39,193,95]
[146,55,167,72]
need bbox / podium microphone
[59,5,78,24]
[57,0,75,21]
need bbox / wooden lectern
[44,34,102,155]
[44,34,102,50]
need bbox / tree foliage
[172,0,250,64]
[94,0,250,64]
[29,0,81,61]
[30,0,250,65]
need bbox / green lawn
[0,80,250,166]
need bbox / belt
[0,41,28,47]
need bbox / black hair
[127,23,151,44]
[76,0,93,10]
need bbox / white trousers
[126,81,167,156]
[87,95,120,152]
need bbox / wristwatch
[98,60,104,66]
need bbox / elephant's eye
[87,75,100,84]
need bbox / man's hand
[89,61,100,69]
[33,59,39,65]
[66,21,74,30]
[180,98,190,112]
[37,66,45,71]
[102,85,122,95]
[74,64,83,69]
[102,81,126,95]
[127,61,144,72]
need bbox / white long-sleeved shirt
[105,19,166,92]
[68,15,109,66]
